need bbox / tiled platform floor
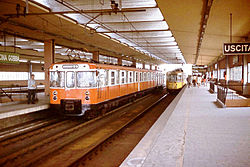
[121,86,250,167]
[0,93,49,119]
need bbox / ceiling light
[19,59,28,62]
[55,45,62,49]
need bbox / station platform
[0,93,49,120]
[121,86,250,167]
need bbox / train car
[166,69,186,92]
[49,61,164,117]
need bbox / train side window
[66,71,75,88]
[110,71,115,85]
[105,70,109,86]
[140,72,142,82]
[121,71,126,84]
[135,72,138,82]
[129,71,133,83]
[148,72,151,81]
[116,70,120,84]
[144,72,147,81]
[126,71,128,83]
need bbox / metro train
[49,61,165,117]
[166,69,186,92]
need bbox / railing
[0,85,44,102]
[217,86,228,104]
[217,84,249,105]
[0,87,13,101]
[209,82,215,93]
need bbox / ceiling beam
[4,8,147,17]
[93,19,165,24]
[194,0,214,64]
[136,45,177,47]
[100,29,169,33]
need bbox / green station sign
[0,52,20,64]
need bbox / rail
[217,84,249,105]
[209,82,215,93]
[0,85,44,102]
[217,86,228,104]
[0,87,13,101]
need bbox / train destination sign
[0,52,20,64]
[223,43,250,55]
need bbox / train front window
[177,75,182,82]
[66,72,75,88]
[50,71,65,88]
[77,71,96,88]
[169,75,177,82]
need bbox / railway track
[0,117,63,142]
[33,91,172,167]
[0,117,84,164]
[0,91,175,167]
[71,92,178,167]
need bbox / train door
[97,69,107,101]
[120,70,126,96]
[109,70,118,98]
[156,72,159,86]
[135,72,139,91]
[139,72,142,91]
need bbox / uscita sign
[223,43,250,55]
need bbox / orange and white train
[49,61,164,116]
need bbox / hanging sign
[0,52,20,64]
[223,42,250,55]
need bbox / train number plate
[65,103,74,111]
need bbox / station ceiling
[0,0,249,66]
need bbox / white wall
[159,64,192,76]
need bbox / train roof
[167,69,184,75]
[50,61,160,72]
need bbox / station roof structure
[0,0,249,65]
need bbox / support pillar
[142,63,145,69]
[118,57,122,66]
[242,55,248,95]
[149,65,152,70]
[132,59,136,68]
[155,65,158,70]
[44,39,55,96]
[28,60,32,79]
[226,55,229,86]
[92,51,99,63]
[217,62,219,83]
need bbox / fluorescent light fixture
[55,45,62,49]
[16,38,28,42]
[34,49,44,52]
[19,59,28,62]
[31,42,44,46]
[166,46,179,49]
[25,0,50,12]
[30,60,42,64]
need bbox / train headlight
[53,90,57,95]
[53,95,57,101]
[85,90,90,100]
